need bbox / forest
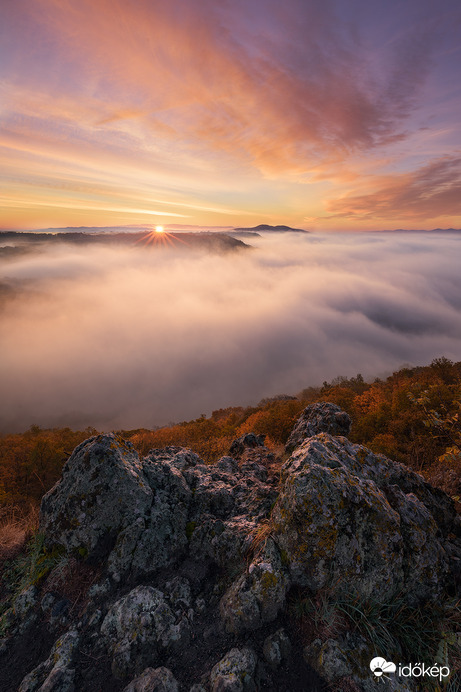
[1,357,460,518]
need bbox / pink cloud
[326,156,461,221]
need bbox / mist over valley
[1,230,461,432]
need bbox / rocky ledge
[1,403,460,691]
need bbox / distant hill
[376,228,461,233]
[232,224,309,233]
[0,230,249,253]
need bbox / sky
[1,232,461,431]
[1,0,461,231]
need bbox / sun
[155,225,164,233]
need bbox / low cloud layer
[1,232,461,432]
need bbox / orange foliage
[1,358,460,511]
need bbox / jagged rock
[14,586,38,620]
[273,432,452,602]
[229,433,266,457]
[18,629,79,692]
[304,634,413,691]
[262,628,291,668]
[164,576,192,611]
[13,585,39,633]
[285,402,351,453]
[220,539,289,634]
[108,450,192,581]
[123,666,179,692]
[40,434,152,561]
[19,403,458,692]
[40,436,275,582]
[100,585,189,679]
[209,647,257,692]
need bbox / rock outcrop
[1,403,460,691]
[285,402,351,452]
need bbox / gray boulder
[123,667,179,692]
[100,585,189,679]
[220,539,289,634]
[40,434,152,561]
[262,628,291,668]
[18,629,79,692]
[285,402,351,452]
[229,433,266,457]
[40,435,276,582]
[273,433,452,603]
[210,647,257,692]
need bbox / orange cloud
[1,0,460,228]
[326,156,461,223]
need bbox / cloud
[1,232,461,432]
[326,156,461,221]
[2,0,444,174]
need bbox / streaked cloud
[326,156,461,221]
[0,0,460,228]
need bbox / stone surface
[273,432,452,603]
[304,634,413,691]
[40,436,276,583]
[229,433,266,457]
[262,628,291,668]
[285,402,351,453]
[220,538,289,634]
[100,585,189,679]
[18,629,79,692]
[10,403,455,692]
[122,666,179,692]
[210,648,257,692]
[40,434,152,562]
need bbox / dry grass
[43,557,102,618]
[246,519,273,560]
[0,504,39,562]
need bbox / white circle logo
[370,657,397,678]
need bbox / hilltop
[232,224,308,233]
[0,359,461,690]
[0,231,249,253]
[0,403,460,690]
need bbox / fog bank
[1,232,461,432]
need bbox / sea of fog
[1,231,461,432]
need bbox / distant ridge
[233,224,308,233]
[0,230,249,252]
[376,228,461,233]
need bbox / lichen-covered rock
[108,452,192,581]
[26,408,459,692]
[273,433,452,602]
[220,540,289,633]
[100,586,189,679]
[12,585,39,633]
[262,628,291,668]
[18,629,79,692]
[40,435,276,582]
[40,434,152,560]
[304,634,413,691]
[122,666,179,692]
[210,647,257,692]
[14,585,38,620]
[229,433,265,457]
[285,402,351,453]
